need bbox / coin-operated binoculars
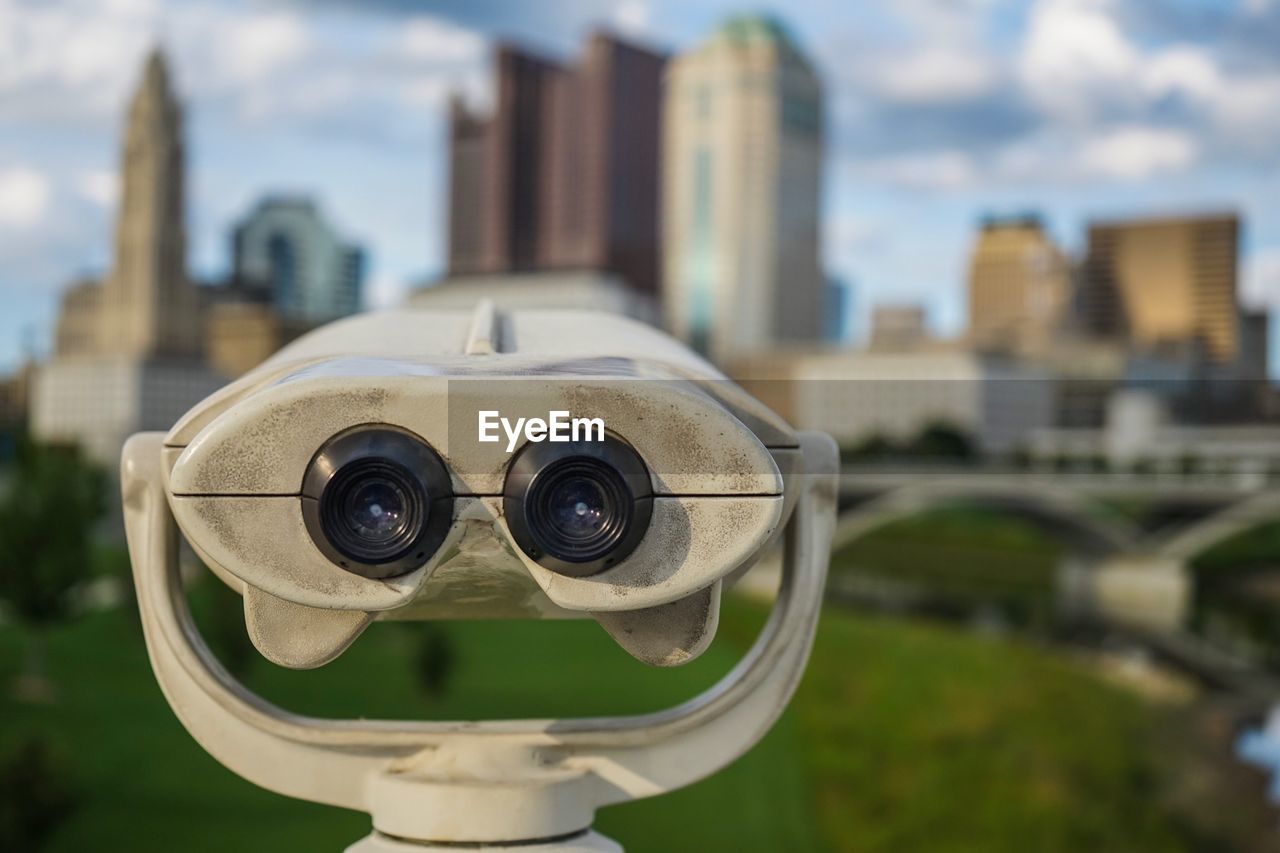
[122,302,836,851]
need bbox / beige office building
[967,215,1071,354]
[45,50,202,363]
[53,279,105,357]
[1080,213,1240,362]
[662,15,824,362]
[868,305,932,352]
[100,51,203,358]
[204,301,306,379]
[728,349,1052,455]
[32,50,223,466]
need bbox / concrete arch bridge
[835,466,1280,644]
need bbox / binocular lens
[324,462,422,562]
[504,436,653,577]
[303,427,453,579]
[548,478,610,539]
[347,480,408,540]
[527,461,630,561]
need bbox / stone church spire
[102,46,201,359]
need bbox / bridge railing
[839,462,1278,495]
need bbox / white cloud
[76,170,118,209]
[1140,45,1221,103]
[1018,0,1139,123]
[399,77,458,108]
[863,49,999,104]
[859,123,1201,190]
[1008,0,1280,175]
[210,11,311,86]
[822,0,1001,109]
[397,16,487,64]
[611,0,652,37]
[0,0,485,129]
[894,0,999,36]
[0,1,308,124]
[393,17,488,110]
[827,214,888,254]
[0,0,156,123]
[858,150,978,191]
[0,167,52,228]
[1009,124,1198,184]
[1212,75,1280,143]
[1133,44,1280,146]
[1016,0,1280,139]
[1076,125,1199,180]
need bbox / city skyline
[3,0,1280,372]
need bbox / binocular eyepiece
[302,427,453,579]
[124,304,838,852]
[160,306,802,669]
[503,434,653,577]
[303,426,654,581]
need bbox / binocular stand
[122,431,836,851]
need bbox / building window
[267,232,298,315]
[782,96,819,134]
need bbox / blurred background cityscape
[4,0,1280,850]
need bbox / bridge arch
[834,480,1140,558]
[1158,491,1280,563]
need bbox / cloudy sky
[2,0,1280,371]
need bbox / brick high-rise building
[446,34,664,295]
[1080,213,1240,363]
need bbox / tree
[414,624,456,699]
[906,422,977,462]
[840,433,896,464]
[0,735,78,850]
[0,436,106,701]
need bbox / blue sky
[2,0,1280,371]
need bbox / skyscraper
[662,15,824,361]
[446,33,665,294]
[967,215,1071,354]
[1080,213,1240,363]
[232,196,365,325]
[32,49,224,465]
[99,49,202,359]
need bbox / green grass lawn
[0,571,1259,852]
[0,579,819,853]
[827,509,1064,627]
[777,610,1194,853]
